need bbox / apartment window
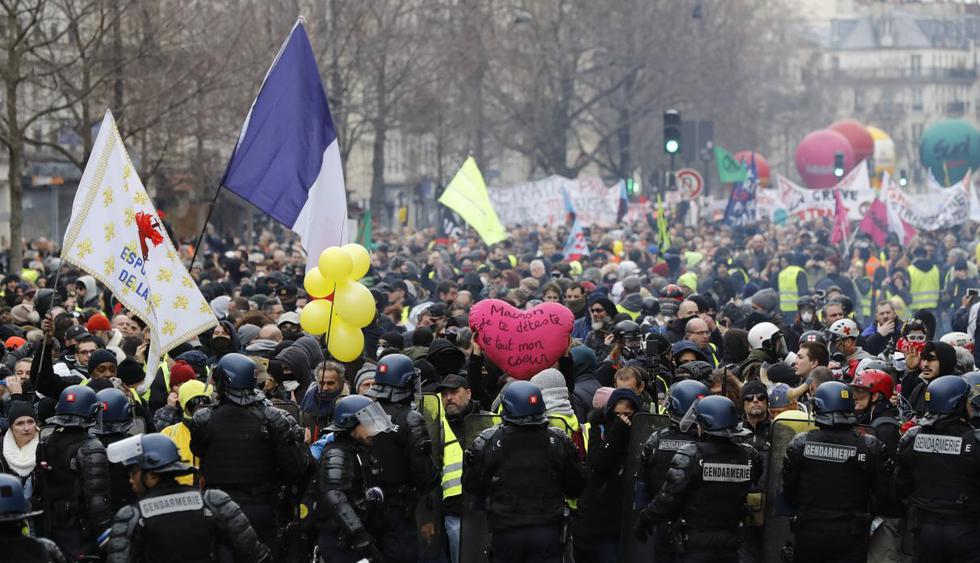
[831,55,840,73]
[911,54,922,77]
[854,90,865,112]
[912,123,924,141]
[912,88,923,111]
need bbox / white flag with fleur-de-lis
[61,110,217,381]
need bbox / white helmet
[827,319,859,341]
[940,331,974,352]
[748,322,780,350]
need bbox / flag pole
[187,185,223,272]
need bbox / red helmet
[660,284,685,302]
[850,369,894,400]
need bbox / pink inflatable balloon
[795,129,855,189]
[469,299,574,380]
[830,119,875,165]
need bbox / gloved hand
[634,508,655,543]
[350,530,384,561]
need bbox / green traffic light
[665,139,680,154]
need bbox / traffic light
[898,169,908,187]
[833,152,845,178]
[663,110,681,155]
[625,178,636,197]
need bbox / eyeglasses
[743,394,767,402]
[590,308,605,314]
[906,334,927,343]
[921,354,937,362]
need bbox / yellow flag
[439,157,507,245]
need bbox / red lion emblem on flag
[135,212,164,260]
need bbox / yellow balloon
[303,268,333,299]
[318,247,352,282]
[299,299,333,335]
[341,243,371,280]
[327,315,364,362]
[333,279,376,328]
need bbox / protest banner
[468,300,574,380]
[489,176,623,227]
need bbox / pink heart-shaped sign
[468,299,574,380]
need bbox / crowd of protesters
[2,213,980,562]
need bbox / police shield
[460,413,501,563]
[619,412,669,562]
[763,417,814,563]
[416,393,445,559]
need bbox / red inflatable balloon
[795,129,855,189]
[733,151,770,187]
[830,119,875,165]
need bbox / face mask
[566,298,586,315]
[480,275,489,286]
[282,380,300,393]
[800,311,814,324]
[318,388,343,401]
[211,337,232,354]
[281,329,301,341]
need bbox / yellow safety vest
[161,421,198,486]
[616,303,640,321]
[439,413,464,500]
[908,264,940,311]
[778,266,805,313]
[548,412,581,510]
[859,283,873,320]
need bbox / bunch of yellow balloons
[300,243,375,362]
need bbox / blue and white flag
[723,153,758,227]
[222,19,348,270]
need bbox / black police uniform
[640,423,700,562]
[316,432,383,563]
[104,481,271,562]
[34,426,112,559]
[857,400,902,458]
[366,399,438,563]
[93,426,139,514]
[189,397,311,554]
[896,419,980,563]
[463,422,586,563]
[782,426,891,563]
[646,437,762,562]
[1,526,66,562]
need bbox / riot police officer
[636,395,762,563]
[34,384,112,560]
[363,353,438,563]
[637,379,708,562]
[781,381,891,563]
[962,371,980,429]
[104,433,270,562]
[0,473,65,562]
[92,387,141,513]
[463,380,586,563]
[315,394,395,563]
[896,375,980,562]
[189,353,311,558]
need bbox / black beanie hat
[88,349,118,374]
[116,357,145,386]
[5,400,35,423]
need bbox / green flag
[439,157,507,245]
[714,145,748,184]
[358,207,373,250]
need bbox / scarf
[3,430,38,477]
[300,386,345,418]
